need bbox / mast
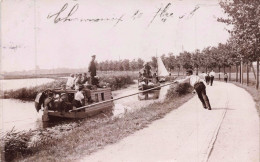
[156,49,158,75]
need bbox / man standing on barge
[88,55,97,85]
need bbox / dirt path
[80,81,259,162]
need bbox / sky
[1,0,230,72]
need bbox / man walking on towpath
[209,70,215,86]
[174,69,211,110]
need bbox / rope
[70,81,176,112]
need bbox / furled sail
[157,57,169,76]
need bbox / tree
[137,58,144,70]
[219,0,260,88]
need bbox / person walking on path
[209,70,215,86]
[174,69,211,110]
[88,55,97,85]
[205,72,210,85]
[224,73,228,83]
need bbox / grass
[2,83,193,162]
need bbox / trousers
[194,82,211,109]
[210,76,214,86]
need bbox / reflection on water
[138,90,160,100]
[1,78,54,91]
[1,80,170,132]
[1,99,43,132]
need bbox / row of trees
[97,58,144,71]
[97,1,259,89]
[218,0,259,89]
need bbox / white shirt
[209,71,215,77]
[74,91,84,101]
[177,75,206,87]
[201,73,207,79]
[66,77,74,88]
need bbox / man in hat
[144,62,152,77]
[174,69,211,110]
[88,55,97,85]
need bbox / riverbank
[2,83,193,162]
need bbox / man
[88,55,97,85]
[224,73,228,83]
[205,72,210,85]
[201,71,207,81]
[82,73,89,84]
[144,63,152,77]
[75,73,83,90]
[174,69,211,110]
[209,70,215,86]
[73,85,85,108]
[66,74,75,89]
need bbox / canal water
[1,78,170,132]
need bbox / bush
[2,122,80,162]
[3,79,67,101]
[99,75,135,90]
[166,83,192,99]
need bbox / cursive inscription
[47,3,200,27]
[47,3,124,26]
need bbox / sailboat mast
[156,49,158,75]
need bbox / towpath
[80,81,259,162]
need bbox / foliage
[166,83,193,99]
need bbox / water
[112,83,170,116]
[1,78,54,91]
[1,78,170,132]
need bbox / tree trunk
[178,67,180,76]
[251,62,256,80]
[196,66,199,75]
[236,65,238,82]
[257,58,259,89]
[206,67,208,73]
[224,65,226,73]
[239,64,241,83]
[218,66,221,80]
[229,66,231,81]
[246,62,249,86]
[241,59,243,84]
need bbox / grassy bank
[2,74,136,101]
[2,83,193,162]
[2,79,67,101]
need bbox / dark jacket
[88,60,96,77]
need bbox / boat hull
[46,101,114,120]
